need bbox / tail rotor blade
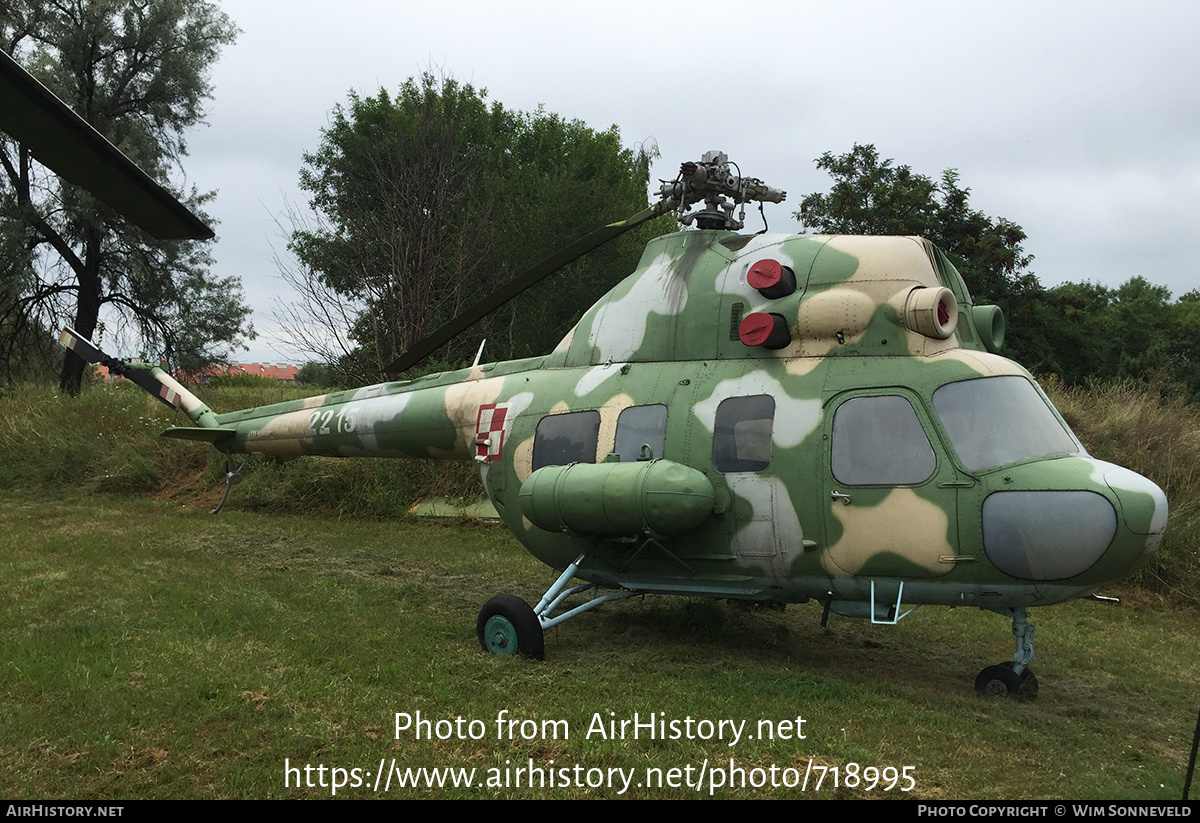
[58,327,106,364]
[124,369,184,411]
[58,328,182,411]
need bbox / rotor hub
[658,150,786,231]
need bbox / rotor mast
[385,151,786,374]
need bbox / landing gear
[211,454,249,514]
[975,664,1021,696]
[1003,661,1039,698]
[476,553,638,660]
[974,663,1039,698]
[975,607,1038,699]
[477,594,544,659]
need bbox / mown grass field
[3,490,1198,800]
[1,380,1198,799]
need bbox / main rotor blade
[0,50,213,241]
[385,200,671,375]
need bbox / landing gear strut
[477,553,637,660]
[975,607,1039,699]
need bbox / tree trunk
[59,231,102,396]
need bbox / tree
[279,73,665,384]
[1169,291,1200,400]
[296,360,334,388]
[0,0,252,392]
[1039,280,1112,380]
[1042,277,1200,400]
[798,144,1048,367]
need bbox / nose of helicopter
[980,459,1167,583]
[1099,462,1170,563]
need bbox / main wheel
[1001,661,1039,699]
[477,594,544,660]
[975,664,1022,697]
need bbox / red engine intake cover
[738,312,792,349]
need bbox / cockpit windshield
[931,376,1081,472]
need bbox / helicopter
[3,51,1167,698]
[57,148,1169,699]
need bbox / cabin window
[713,395,775,472]
[932,376,1080,472]
[532,411,601,470]
[832,395,935,485]
[614,404,667,461]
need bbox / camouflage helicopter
[58,149,1168,699]
[4,53,1167,698]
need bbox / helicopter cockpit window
[614,404,667,461]
[533,411,601,470]
[932,376,1081,472]
[713,395,775,472]
[832,395,936,485]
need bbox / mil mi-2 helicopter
[60,150,1169,699]
[4,49,1167,698]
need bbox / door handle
[830,490,852,506]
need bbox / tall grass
[0,381,199,493]
[0,381,480,516]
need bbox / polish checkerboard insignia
[474,403,508,462]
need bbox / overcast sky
[184,0,1200,364]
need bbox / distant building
[191,363,301,384]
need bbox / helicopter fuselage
[187,230,1166,618]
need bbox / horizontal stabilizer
[161,427,236,443]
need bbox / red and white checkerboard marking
[474,403,508,463]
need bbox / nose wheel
[976,607,1038,699]
[975,662,1039,698]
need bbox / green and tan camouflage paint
[164,231,1168,613]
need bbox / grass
[2,489,1198,799]
[0,380,481,516]
[2,378,1199,798]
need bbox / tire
[975,663,1022,697]
[477,594,544,660]
[1001,661,1039,699]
